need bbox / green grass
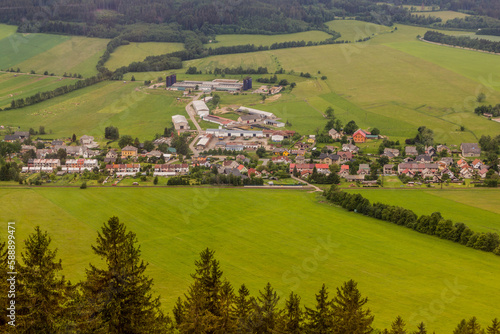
[0,24,17,40]
[411,11,470,21]
[106,42,185,71]
[326,20,393,42]
[15,36,109,77]
[0,187,499,332]
[0,82,187,140]
[207,31,332,47]
[0,73,80,109]
[344,188,500,234]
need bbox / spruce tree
[280,291,303,334]
[79,216,168,333]
[389,316,407,334]
[331,279,374,334]
[488,319,500,334]
[467,317,483,334]
[246,283,282,333]
[16,226,73,333]
[414,322,427,334]
[305,284,333,333]
[454,319,467,334]
[234,284,253,331]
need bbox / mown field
[0,73,80,109]
[0,187,498,332]
[345,188,500,234]
[326,19,393,42]
[0,81,186,141]
[0,24,108,77]
[411,10,470,21]
[207,31,332,47]
[105,42,185,71]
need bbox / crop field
[0,73,80,109]
[0,187,498,332]
[345,188,500,233]
[0,81,186,141]
[0,24,108,77]
[105,42,185,71]
[207,31,332,47]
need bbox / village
[1,77,499,188]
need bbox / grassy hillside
[411,10,470,21]
[0,187,499,332]
[106,42,185,71]
[0,24,108,77]
[344,188,500,233]
[326,20,393,42]
[0,81,186,140]
[208,31,332,47]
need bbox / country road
[185,92,204,157]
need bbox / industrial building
[206,128,264,138]
[265,119,285,127]
[170,78,251,92]
[192,100,210,117]
[172,115,190,131]
[237,106,275,119]
[166,74,177,87]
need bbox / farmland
[105,42,185,71]
[0,81,187,141]
[207,31,332,47]
[0,187,499,332]
[344,188,500,233]
[0,24,108,77]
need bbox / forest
[423,30,500,53]
[1,217,499,333]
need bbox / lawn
[106,42,185,71]
[0,187,498,332]
[344,188,500,233]
[207,31,332,47]
[0,82,187,141]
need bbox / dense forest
[423,30,500,53]
[1,217,499,333]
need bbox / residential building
[121,145,138,158]
[461,143,481,157]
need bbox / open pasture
[0,187,498,332]
[207,31,332,47]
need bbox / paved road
[186,93,204,157]
[291,175,323,192]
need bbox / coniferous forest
[1,216,499,333]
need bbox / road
[291,175,323,192]
[185,93,204,157]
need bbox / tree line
[423,30,500,54]
[1,218,500,333]
[475,104,500,117]
[324,186,500,255]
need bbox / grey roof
[461,143,481,154]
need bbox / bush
[80,181,87,189]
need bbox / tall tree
[280,291,303,334]
[246,283,282,333]
[79,216,168,333]
[488,318,500,334]
[389,316,407,334]
[16,226,74,333]
[234,284,253,331]
[305,284,333,333]
[414,322,427,334]
[331,279,374,334]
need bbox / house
[223,160,240,169]
[460,166,473,179]
[238,114,260,124]
[51,140,64,147]
[316,164,330,174]
[342,144,359,153]
[478,168,489,178]
[106,150,118,159]
[172,115,190,131]
[153,164,189,176]
[357,164,370,175]
[36,149,54,158]
[415,154,432,163]
[21,145,36,153]
[397,163,439,175]
[400,169,415,178]
[405,146,418,156]
[271,135,284,142]
[383,164,395,175]
[146,150,163,159]
[382,148,400,158]
[295,155,306,163]
[352,129,368,143]
[106,163,141,176]
[272,156,292,164]
[337,151,353,162]
[461,143,481,157]
[439,157,454,167]
[457,159,468,168]
[247,168,261,177]
[289,163,329,174]
[22,159,61,173]
[307,135,316,144]
[4,131,30,142]
[64,146,85,157]
[273,148,290,156]
[80,135,97,148]
[237,164,248,173]
[61,159,99,173]
[319,153,340,165]
[295,142,310,150]
[121,145,138,158]
[437,145,452,156]
[338,165,350,178]
[328,129,342,140]
[425,146,436,157]
[471,159,483,169]
[345,174,365,181]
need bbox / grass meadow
[207,31,332,47]
[1,187,499,332]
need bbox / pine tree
[414,322,427,334]
[389,316,407,334]
[234,284,253,330]
[454,319,467,334]
[305,284,333,333]
[247,283,282,333]
[215,280,236,333]
[16,226,74,333]
[467,317,483,334]
[487,318,500,334]
[79,216,168,333]
[331,279,374,334]
[280,291,303,334]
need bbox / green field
[208,31,332,47]
[0,187,499,332]
[0,81,186,141]
[326,20,393,42]
[345,188,500,233]
[0,24,108,77]
[411,10,470,21]
[0,73,80,109]
[106,42,185,71]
